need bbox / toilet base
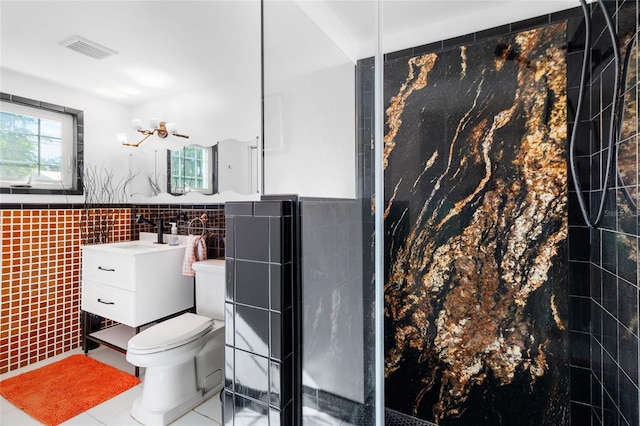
[130,384,223,426]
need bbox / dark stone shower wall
[383,23,569,425]
[567,1,639,425]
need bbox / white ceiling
[303,0,583,60]
[1,0,583,107]
[0,0,260,106]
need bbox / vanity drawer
[82,281,135,326]
[82,251,134,290]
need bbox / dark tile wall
[131,204,226,259]
[366,1,640,425]
[224,198,300,425]
[356,55,378,425]
[567,1,639,425]
[299,198,368,423]
[360,2,638,425]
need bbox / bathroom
[1,0,638,425]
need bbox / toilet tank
[192,259,225,320]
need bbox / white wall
[263,1,357,199]
[262,0,364,404]
[123,81,261,199]
[0,0,261,203]
[1,40,261,204]
[264,63,355,198]
[261,1,585,200]
[3,2,580,204]
[218,139,260,194]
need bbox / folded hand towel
[182,235,208,276]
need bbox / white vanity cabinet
[81,242,194,327]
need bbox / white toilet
[126,259,226,426]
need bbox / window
[167,145,216,195]
[0,93,83,194]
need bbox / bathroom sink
[81,233,194,328]
[91,239,184,254]
[116,243,166,250]
[83,233,190,255]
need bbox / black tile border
[0,202,226,210]
[384,5,584,62]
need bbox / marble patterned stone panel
[383,23,569,425]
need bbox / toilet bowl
[126,259,226,426]
[127,313,225,425]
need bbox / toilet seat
[128,313,213,355]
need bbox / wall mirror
[0,1,261,201]
[165,138,259,196]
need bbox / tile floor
[1,347,351,425]
[0,347,221,426]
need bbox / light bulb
[116,133,128,144]
[165,122,177,133]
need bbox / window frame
[166,145,217,195]
[0,93,83,195]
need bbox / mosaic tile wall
[132,204,226,259]
[1,203,226,375]
[0,207,130,374]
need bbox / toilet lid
[128,313,213,353]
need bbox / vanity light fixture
[117,118,189,147]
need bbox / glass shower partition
[262,0,382,424]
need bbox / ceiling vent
[59,36,118,60]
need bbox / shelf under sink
[89,323,153,350]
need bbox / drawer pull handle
[98,266,115,272]
[97,298,115,305]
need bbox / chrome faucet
[135,214,165,244]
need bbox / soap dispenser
[169,222,179,246]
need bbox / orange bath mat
[0,354,140,425]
